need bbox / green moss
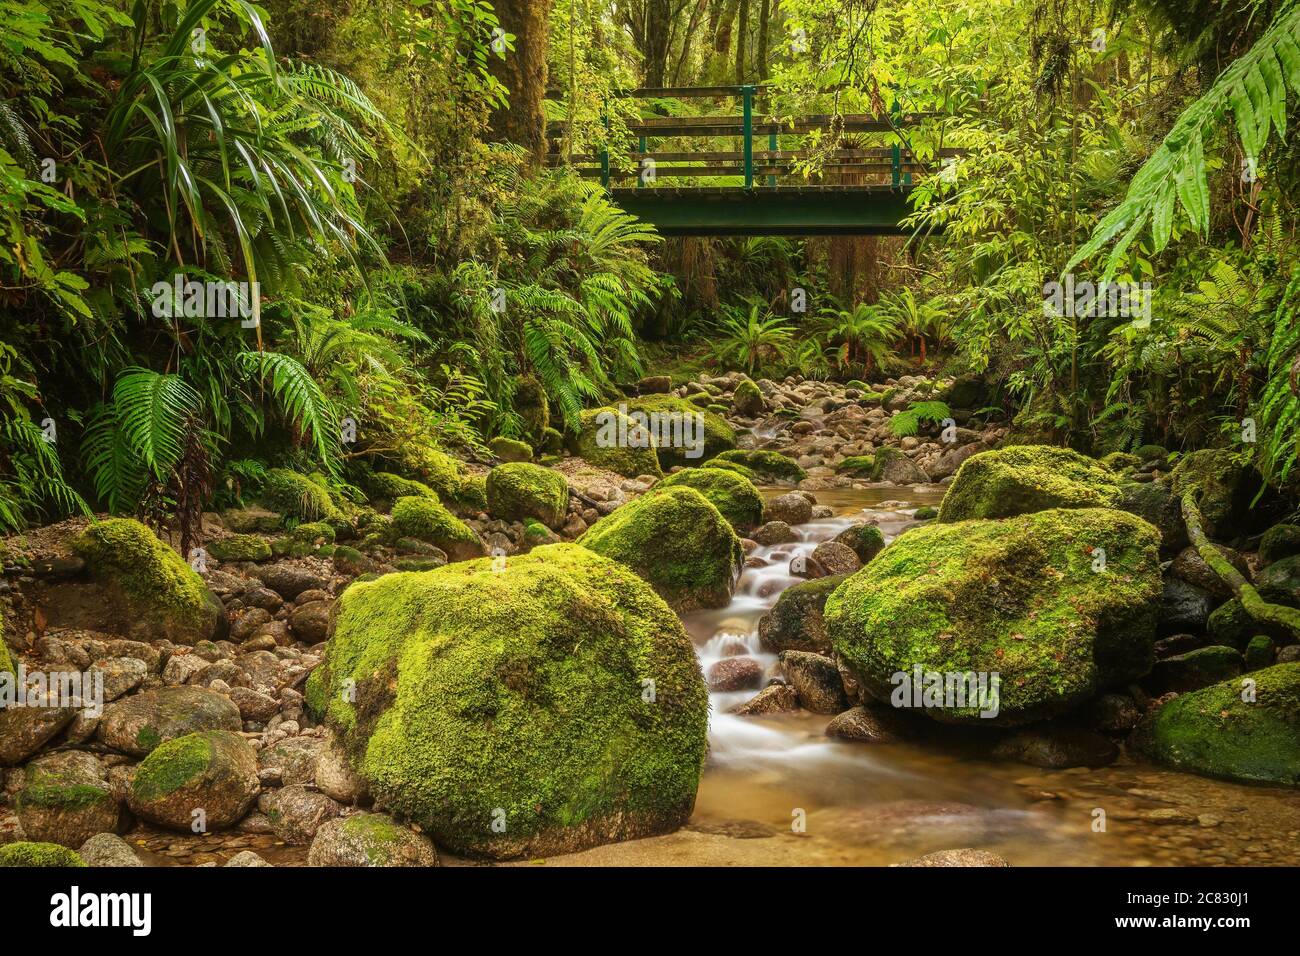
[368,472,439,503]
[655,468,763,532]
[1245,635,1275,671]
[1169,448,1261,537]
[393,447,466,503]
[304,667,327,721]
[17,781,111,813]
[1260,524,1300,565]
[826,507,1162,725]
[515,376,551,440]
[131,732,214,803]
[1134,444,1169,462]
[316,543,708,858]
[619,395,736,468]
[72,518,220,642]
[1140,663,1300,785]
[732,378,763,413]
[0,603,11,678]
[291,521,336,545]
[540,427,564,454]
[835,523,886,563]
[260,469,343,522]
[570,408,664,479]
[701,460,759,482]
[489,436,534,463]
[913,505,938,520]
[712,449,807,483]
[939,445,1122,522]
[485,462,569,529]
[579,485,742,611]
[452,474,488,514]
[1101,451,1142,471]
[208,534,272,562]
[390,496,481,559]
[0,842,86,867]
[837,455,877,477]
[341,813,412,865]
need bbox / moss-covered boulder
[579,486,743,611]
[620,395,736,468]
[939,446,1122,522]
[0,842,86,867]
[837,455,876,477]
[307,812,439,867]
[1257,554,1300,608]
[453,474,488,514]
[313,543,708,859]
[127,730,259,830]
[1169,448,1269,538]
[826,508,1162,725]
[1135,663,1300,786]
[260,469,343,523]
[1260,523,1300,565]
[390,496,484,562]
[16,751,122,847]
[655,467,763,532]
[732,377,764,417]
[514,376,550,441]
[99,685,242,756]
[569,408,663,478]
[485,462,569,530]
[73,518,226,646]
[712,449,807,483]
[757,574,850,654]
[208,534,272,563]
[489,436,533,463]
[702,459,759,482]
[367,472,440,505]
[834,523,886,564]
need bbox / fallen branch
[1181,491,1300,640]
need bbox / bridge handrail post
[600,102,610,189]
[741,84,755,190]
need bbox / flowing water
[542,486,1300,867]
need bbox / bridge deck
[610,186,917,236]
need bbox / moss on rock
[367,472,440,504]
[619,395,736,468]
[712,449,807,483]
[579,485,743,611]
[209,534,272,562]
[1136,662,1300,786]
[128,729,259,830]
[260,469,343,523]
[489,436,533,463]
[390,496,484,562]
[1260,524,1300,565]
[939,445,1122,522]
[826,508,1162,725]
[701,459,759,482]
[655,468,763,532]
[485,462,569,530]
[0,842,86,867]
[1169,448,1266,538]
[569,408,663,478]
[73,518,225,645]
[314,543,708,859]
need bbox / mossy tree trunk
[488,0,555,170]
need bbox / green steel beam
[609,186,917,236]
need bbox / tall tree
[489,0,556,168]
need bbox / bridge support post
[741,84,755,190]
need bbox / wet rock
[315,734,370,805]
[731,684,800,715]
[307,813,438,867]
[705,657,763,692]
[0,706,77,766]
[1244,635,1275,671]
[825,706,908,743]
[128,730,259,831]
[289,601,332,644]
[1082,693,1142,735]
[230,607,273,643]
[757,574,848,654]
[78,832,142,867]
[1170,545,1247,600]
[834,523,885,564]
[16,751,123,846]
[258,784,341,845]
[763,493,813,526]
[895,848,1011,867]
[224,850,272,867]
[100,685,241,756]
[1159,577,1214,635]
[228,686,279,723]
[1154,633,1209,659]
[1257,554,1300,608]
[256,564,329,601]
[928,442,988,481]
[810,541,861,576]
[991,726,1118,768]
[752,521,798,546]
[1151,645,1242,693]
[779,650,848,715]
[258,736,323,787]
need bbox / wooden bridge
[546,86,954,236]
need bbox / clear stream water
[131,486,1300,867]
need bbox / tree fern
[237,350,340,470]
[890,400,954,437]
[1068,2,1300,278]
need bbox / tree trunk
[756,0,770,80]
[488,0,555,170]
[644,0,672,87]
[735,0,750,83]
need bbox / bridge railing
[546,86,956,191]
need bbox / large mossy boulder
[15,751,122,847]
[366,472,440,505]
[485,462,569,530]
[939,446,1122,522]
[1169,448,1270,538]
[712,449,807,483]
[73,518,226,646]
[127,730,259,830]
[620,395,736,468]
[390,496,484,562]
[1135,663,1300,786]
[260,468,343,523]
[579,485,743,610]
[826,508,1162,725]
[313,543,708,859]
[655,467,763,533]
[569,408,664,479]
